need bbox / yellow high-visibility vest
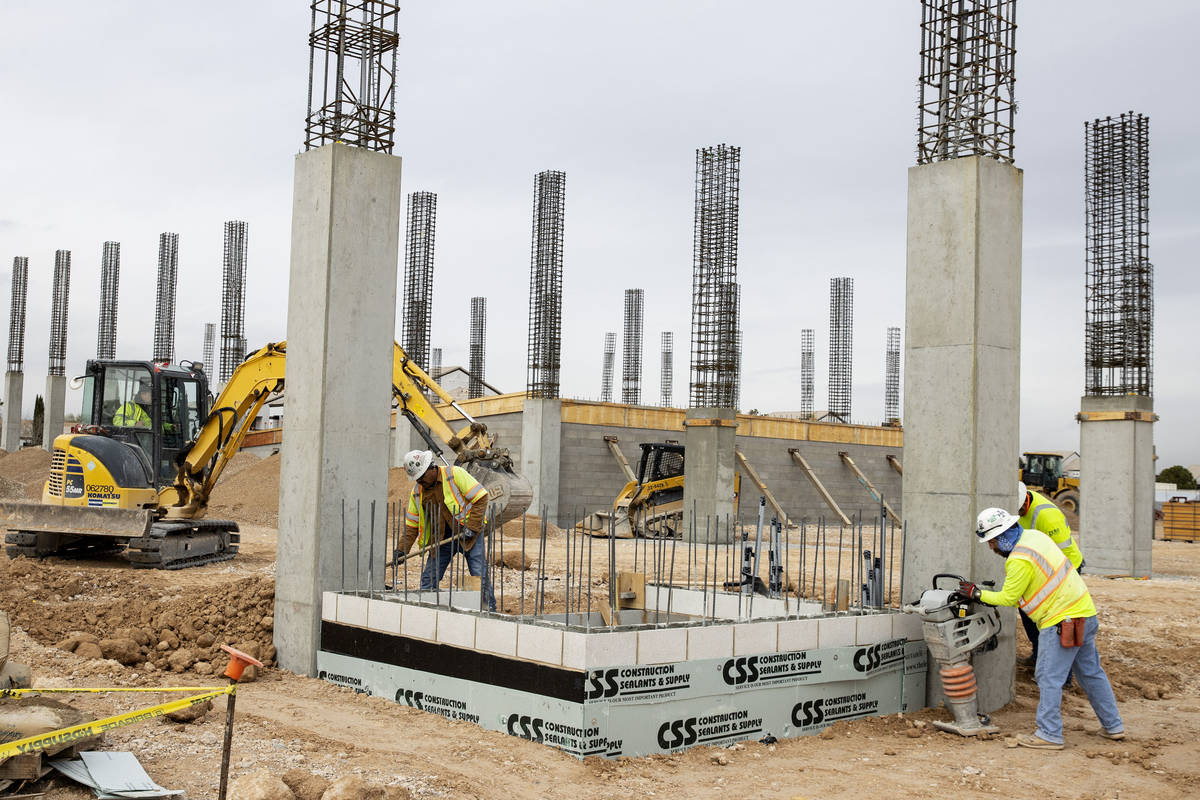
[1008,529,1094,629]
[113,402,151,428]
[404,465,487,547]
[1019,489,1083,569]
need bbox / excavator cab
[1020,452,1064,496]
[79,360,211,487]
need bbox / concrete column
[43,375,66,452]
[682,407,736,543]
[274,143,402,676]
[901,156,1022,713]
[1079,395,1155,577]
[3,372,23,451]
[520,398,561,524]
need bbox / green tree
[32,395,44,446]
[1157,465,1197,490]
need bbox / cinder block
[562,632,586,670]
[818,615,857,648]
[637,628,688,664]
[400,603,438,641]
[321,591,338,622]
[856,613,894,645]
[687,624,734,660]
[517,624,564,666]
[892,613,925,642]
[336,594,368,627]
[436,610,477,649]
[733,622,778,656]
[476,617,518,657]
[367,598,402,634]
[777,619,819,652]
[713,593,743,619]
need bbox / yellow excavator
[0,342,530,569]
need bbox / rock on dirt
[165,698,213,723]
[494,550,533,570]
[230,771,295,800]
[283,768,332,800]
[320,775,413,800]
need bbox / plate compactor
[904,573,1002,736]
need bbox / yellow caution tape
[0,686,233,761]
[1,686,228,697]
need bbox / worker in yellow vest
[1015,481,1085,665]
[958,508,1123,750]
[401,449,494,611]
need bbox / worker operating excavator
[401,449,496,611]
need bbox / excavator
[0,342,531,569]
[1018,451,1080,516]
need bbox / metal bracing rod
[603,435,637,483]
[787,448,852,528]
[734,449,787,524]
[838,451,900,525]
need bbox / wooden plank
[787,449,852,527]
[603,436,637,484]
[838,451,901,524]
[886,454,903,475]
[734,449,788,524]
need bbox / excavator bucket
[0,501,154,540]
[466,461,533,527]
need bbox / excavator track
[4,530,126,561]
[126,519,240,570]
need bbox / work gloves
[957,581,982,602]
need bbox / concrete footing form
[317,587,926,758]
[1079,395,1155,577]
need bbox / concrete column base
[900,156,1023,713]
[43,375,66,452]
[520,398,561,524]
[1079,395,1154,577]
[274,143,403,676]
[682,408,736,544]
[3,371,23,451]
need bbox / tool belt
[1058,617,1086,648]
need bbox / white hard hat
[403,449,435,481]
[1017,481,1028,509]
[976,507,1019,542]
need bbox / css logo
[395,689,425,710]
[791,699,825,727]
[721,656,760,685]
[656,718,699,749]
[506,714,545,743]
[586,668,619,699]
[853,644,882,673]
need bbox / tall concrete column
[901,156,1022,712]
[274,143,402,676]
[1078,396,1155,577]
[682,407,736,543]
[520,398,561,524]
[2,372,22,451]
[43,375,66,452]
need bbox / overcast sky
[1,2,1196,467]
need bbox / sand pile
[209,453,283,526]
[0,557,276,677]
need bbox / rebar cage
[402,192,437,373]
[827,278,854,423]
[469,297,486,399]
[622,289,644,405]
[48,251,71,377]
[153,234,178,362]
[527,170,566,399]
[220,221,249,385]
[97,242,120,361]
[7,257,28,373]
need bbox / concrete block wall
[456,401,902,530]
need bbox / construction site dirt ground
[1,455,1198,798]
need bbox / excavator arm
[162,340,528,522]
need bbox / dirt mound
[0,475,24,499]
[0,556,277,676]
[209,453,283,526]
[216,451,266,485]
[0,446,51,498]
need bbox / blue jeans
[419,530,496,611]
[1034,615,1123,743]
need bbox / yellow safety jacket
[1019,489,1083,569]
[113,402,151,428]
[404,465,487,547]
[979,528,1095,629]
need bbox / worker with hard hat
[401,449,495,611]
[957,508,1123,750]
[1015,481,1085,666]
